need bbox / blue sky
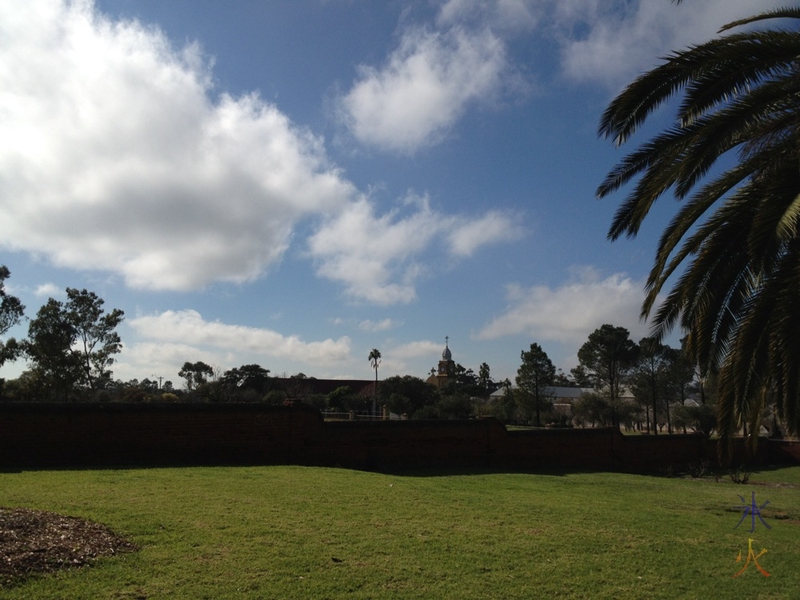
[0,0,780,387]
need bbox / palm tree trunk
[372,367,378,417]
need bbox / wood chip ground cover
[0,507,137,587]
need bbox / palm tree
[597,7,800,457]
[368,348,381,417]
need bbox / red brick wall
[0,403,796,471]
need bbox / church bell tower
[427,336,456,389]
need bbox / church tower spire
[424,336,454,389]
[442,335,452,361]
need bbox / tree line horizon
[0,267,736,440]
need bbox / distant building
[490,385,593,408]
[426,337,456,389]
[489,385,635,414]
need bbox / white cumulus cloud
[339,26,509,154]
[476,267,657,346]
[338,0,776,153]
[308,194,521,304]
[378,339,444,376]
[115,341,224,384]
[437,0,543,32]
[34,283,61,298]
[0,0,355,291]
[358,319,397,332]
[448,210,522,257]
[553,0,787,89]
[0,0,524,301]
[129,310,351,365]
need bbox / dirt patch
[0,507,137,587]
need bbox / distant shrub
[264,390,288,406]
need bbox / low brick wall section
[0,403,797,471]
[0,403,323,468]
[308,419,504,470]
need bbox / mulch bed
[0,507,137,587]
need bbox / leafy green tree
[264,389,288,406]
[179,361,214,391]
[23,289,123,399]
[671,338,697,400]
[0,266,24,369]
[664,339,697,433]
[220,364,270,390]
[597,6,800,452]
[672,403,716,439]
[115,379,154,403]
[553,369,575,387]
[455,363,478,388]
[479,362,501,396]
[1,370,46,403]
[281,374,313,403]
[568,364,593,387]
[434,390,474,420]
[0,267,24,398]
[573,389,642,430]
[572,391,614,428]
[379,375,437,418]
[681,336,716,410]
[488,379,517,423]
[304,393,328,411]
[219,364,272,401]
[328,386,366,412]
[441,364,485,398]
[478,362,492,390]
[576,325,638,427]
[64,288,124,390]
[140,378,159,392]
[630,338,673,434]
[385,392,413,416]
[516,343,556,427]
[24,299,84,400]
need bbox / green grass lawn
[0,465,798,599]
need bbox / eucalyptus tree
[178,361,214,391]
[597,6,800,452]
[66,288,124,390]
[220,364,272,400]
[0,266,24,369]
[24,289,124,399]
[24,299,81,400]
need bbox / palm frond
[719,7,800,34]
[599,5,800,454]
